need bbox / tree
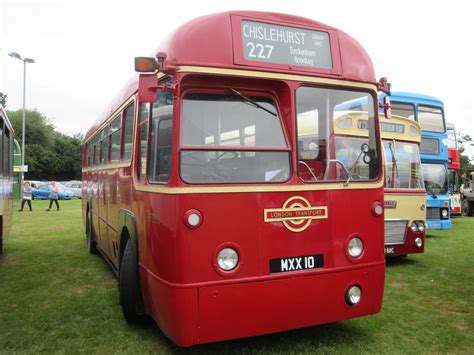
[7,108,82,180]
[8,109,55,149]
[0,92,6,107]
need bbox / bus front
[334,113,426,257]
[381,117,426,256]
[386,93,451,230]
[130,11,386,346]
[447,122,461,216]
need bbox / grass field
[1,199,473,354]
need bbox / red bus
[82,11,388,346]
[0,106,14,253]
[447,122,461,215]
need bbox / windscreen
[422,163,448,195]
[180,93,290,184]
[296,86,379,182]
[383,140,424,189]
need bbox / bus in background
[381,92,451,230]
[82,11,388,346]
[333,112,426,257]
[0,106,14,253]
[446,122,461,216]
[12,139,22,200]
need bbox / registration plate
[270,254,324,273]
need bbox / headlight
[410,222,418,232]
[417,221,425,232]
[345,285,362,306]
[441,209,448,218]
[415,237,423,248]
[217,248,239,271]
[348,237,363,258]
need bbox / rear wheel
[119,240,146,323]
[462,198,473,216]
[86,211,97,254]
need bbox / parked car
[32,183,74,200]
[64,181,82,199]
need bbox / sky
[1,0,473,157]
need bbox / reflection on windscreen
[180,93,290,184]
[296,87,379,182]
[418,106,444,133]
[383,140,424,189]
[422,163,448,195]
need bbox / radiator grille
[427,207,440,220]
[384,220,407,245]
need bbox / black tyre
[86,211,97,254]
[119,240,146,323]
[462,198,472,216]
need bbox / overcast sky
[1,0,473,156]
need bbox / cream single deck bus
[332,111,426,256]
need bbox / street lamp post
[8,52,35,189]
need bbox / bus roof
[157,11,376,82]
[86,11,378,140]
[388,92,444,108]
[334,112,421,143]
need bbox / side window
[88,141,93,167]
[148,87,173,182]
[0,120,4,176]
[93,135,100,167]
[3,127,10,176]
[109,115,121,164]
[121,103,134,161]
[138,103,149,181]
[100,127,108,166]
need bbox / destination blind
[241,20,332,69]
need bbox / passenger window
[100,127,108,166]
[110,115,121,163]
[93,135,100,167]
[122,103,134,161]
[0,122,4,175]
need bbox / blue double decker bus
[380,92,451,230]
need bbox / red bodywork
[449,148,461,214]
[82,11,385,346]
[449,149,460,171]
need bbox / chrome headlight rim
[347,237,364,258]
[345,285,362,306]
[213,243,242,276]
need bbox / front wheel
[119,240,146,323]
[462,198,472,216]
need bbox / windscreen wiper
[229,89,277,117]
[344,143,370,186]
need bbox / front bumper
[144,262,385,346]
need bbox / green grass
[1,199,473,353]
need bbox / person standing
[46,181,60,211]
[18,181,33,212]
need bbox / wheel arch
[118,209,139,266]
